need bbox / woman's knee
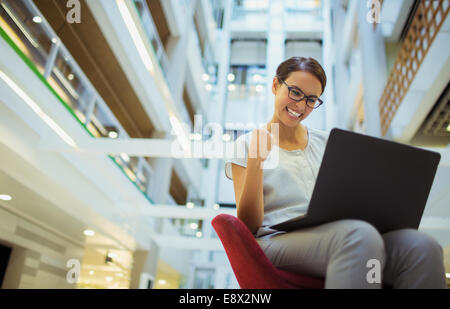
[385,229,443,261]
[334,220,385,256]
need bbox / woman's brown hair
[276,57,327,95]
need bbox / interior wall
[0,207,84,289]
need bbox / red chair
[212,214,325,289]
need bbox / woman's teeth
[287,107,303,118]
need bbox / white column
[322,0,338,131]
[357,1,387,137]
[164,0,196,103]
[165,34,190,101]
[198,0,233,267]
[147,131,174,204]
[265,0,286,123]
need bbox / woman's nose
[294,98,308,109]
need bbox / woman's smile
[285,106,304,121]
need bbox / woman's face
[272,70,323,127]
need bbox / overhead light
[107,252,118,259]
[256,85,264,92]
[105,276,113,282]
[108,131,118,138]
[120,153,130,163]
[53,68,79,100]
[202,73,210,81]
[67,73,74,81]
[89,270,95,275]
[222,133,231,142]
[253,74,262,82]
[51,37,59,44]
[83,229,95,236]
[186,202,194,209]
[447,124,450,132]
[0,194,12,201]
[0,71,77,147]
[227,73,235,82]
[205,84,212,91]
[32,16,42,23]
[158,279,167,285]
[213,203,220,210]
[189,223,198,229]
[116,0,154,73]
[196,231,202,238]
[228,84,236,91]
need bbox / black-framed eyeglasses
[278,77,323,109]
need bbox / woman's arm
[231,158,264,234]
[230,129,274,234]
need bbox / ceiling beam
[152,235,223,251]
[38,137,234,159]
[117,204,236,220]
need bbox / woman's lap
[256,219,446,288]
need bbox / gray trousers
[256,219,447,289]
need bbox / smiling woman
[225,56,329,236]
[225,56,447,289]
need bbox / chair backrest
[211,214,292,288]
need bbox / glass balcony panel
[169,218,204,238]
[136,170,149,191]
[132,0,170,80]
[233,0,269,11]
[1,0,156,202]
[0,0,52,75]
[48,49,91,122]
[139,165,153,193]
[113,153,137,183]
[285,0,322,13]
[231,11,267,31]
[88,102,118,138]
[227,66,266,102]
[232,0,268,31]
[285,0,323,31]
[128,156,139,174]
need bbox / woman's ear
[272,76,279,95]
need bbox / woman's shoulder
[308,126,331,142]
